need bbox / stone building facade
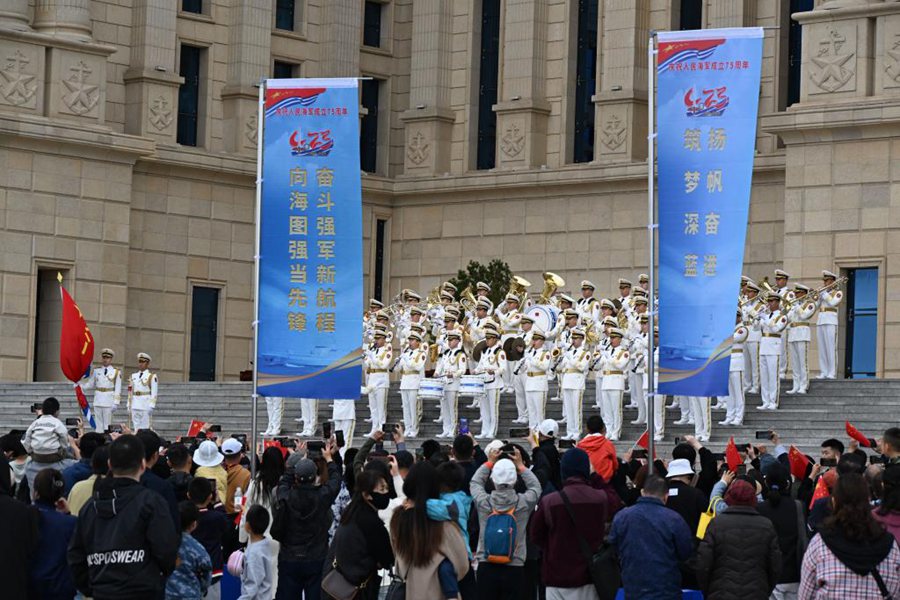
[0,0,896,381]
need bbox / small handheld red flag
[845,422,872,448]
[636,430,649,450]
[809,475,830,510]
[725,437,742,473]
[788,445,810,480]
[187,420,208,438]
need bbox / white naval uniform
[690,396,711,442]
[591,337,611,409]
[397,346,426,437]
[332,398,356,452]
[599,347,629,441]
[523,347,551,431]
[758,309,788,409]
[81,365,122,432]
[628,332,647,425]
[576,296,601,324]
[434,348,466,438]
[298,398,318,436]
[511,330,534,424]
[265,396,284,435]
[498,309,522,388]
[559,345,589,439]
[742,299,762,392]
[787,300,816,394]
[364,344,392,435]
[816,290,842,379]
[776,286,791,378]
[644,346,666,440]
[723,325,749,426]
[474,345,507,439]
[129,369,158,430]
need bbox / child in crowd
[22,397,74,490]
[165,501,212,600]
[426,461,474,600]
[238,504,275,600]
[188,477,229,600]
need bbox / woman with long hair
[874,463,900,544]
[799,472,900,599]
[390,462,469,599]
[325,470,395,600]
[240,446,285,541]
[757,463,807,600]
[29,468,77,600]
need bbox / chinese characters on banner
[656,29,763,396]
[256,79,363,399]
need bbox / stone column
[221,0,272,155]
[123,0,183,143]
[595,0,648,163]
[32,0,92,41]
[319,1,363,77]
[401,0,454,174]
[494,0,550,169]
[707,0,757,29]
[0,0,31,31]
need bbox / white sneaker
[711,404,726,410]
[630,420,646,425]
[625,403,638,409]
[654,434,665,442]
[786,389,797,395]
[673,419,688,425]
[747,388,759,394]
[512,418,528,424]
[364,418,373,423]
[558,418,567,424]
[718,419,732,426]
[755,405,768,410]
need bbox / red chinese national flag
[636,430,649,450]
[725,437,742,473]
[187,420,207,437]
[59,279,94,383]
[809,475,830,510]
[845,421,873,448]
[788,445,810,480]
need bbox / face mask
[370,491,391,510]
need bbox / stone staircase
[2,379,897,456]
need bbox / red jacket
[577,434,618,482]
[530,478,615,588]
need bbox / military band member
[364,327,392,436]
[628,315,649,425]
[429,291,455,338]
[398,306,427,348]
[618,278,635,318]
[332,397,356,452]
[434,331,467,439]
[672,395,694,426]
[498,293,523,341]
[298,398,318,437]
[577,281,601,324]
[397,332,427,438]
[721,315,749,426]
[523,328,551,431]
[475,281,494,314]
[556,293,575,312]
[638,273,649,293]
[648,327,665,442]
[129,352,157,431]
[553,308,579,352]
[509,314,535,425]
[474,327,507,439]
[442,281,458,298]
[599,328,629,441]
[786,284,817,395]
[773,269,791,379]
[741,282,763,394]
[365,309,393,346]
[816,270,843,380]
[436,309,461,353]
[591,316,617,409]
[264,396,284,436]
[559,328,590,440]
[80,348,121,432]
[757,293,788,411]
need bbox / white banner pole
[251,80,266,478]
[647,33,658,472]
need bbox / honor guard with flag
[786,284,817,395]
[756,293,788,411]
[434,330,466,439]
[720,314,749,427]
[598,327,629,441]
[364,326,392,436]
[474,325,506,439]
[559,327,589,440]
[397,332,427,438]
[129,353,158,431]
[523,328,551,430]
[80,348,121,432]
[815,270,844,380]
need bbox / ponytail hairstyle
[764,463,791,508]
[33,468,65,504]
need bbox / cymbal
[504,336,526,361]
[472,340,488,363]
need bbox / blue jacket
[608,496,694,600]
[165,532,212,600]
[30,501,78,600]
[63,459,92,495]
[426,490,474,559]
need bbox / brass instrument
[550,346,564,370]
[538,272,566,305]
[507,275,532,308]
[810,276,848,300]
[582,317,600,346]
[460,285,478,314]
[429,343,440,364]
[419,285,442,312]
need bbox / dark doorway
[844,267,877,379]
[190,286,219,381]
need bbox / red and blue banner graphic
[256,79,363,399]
[656,28,763,396]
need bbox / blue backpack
[484,507,517,564]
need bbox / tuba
[539,272,566,305]
[460,285,478,314]
[508,275,532,307]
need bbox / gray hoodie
[470,464,541,566]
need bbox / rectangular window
[374,219,387,301]
[189,286,219,382]
[679,0,702,30]
[845,268,877,379]
[363,1,383,48]
[276,0,295,31]
[573,0,598,164]
[182,0,202,14]
[273,60,296,79]
[476,0,501,170]
[360,78,381,173]
[177,44,202,147]
[786,0,813,107]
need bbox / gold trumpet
[539,272,566,305]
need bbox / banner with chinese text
[657,28,763,395]
[256,78,363,398]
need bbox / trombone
[810,276,848,301]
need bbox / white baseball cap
[491,459,517,487]
[485,439,505,455]
[537,419,559,438]
[221,438,244,456]
[193,440,223,467]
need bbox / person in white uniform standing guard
[364,326,392,436]
[720,314,749,426]
[434,331,467,439]
[786,284,817,395]
[297,398,319,437]
[599,328,630,441]
[129,352,157,431]
[757,293,788,410]
[815,270,843,380]
[80,348,121,432]
[559,328,589,440]
[523,328,551,431]
[474,325,507,439]
[397,332,427,438]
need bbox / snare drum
[418,377,445,399]
[459,374,486,397]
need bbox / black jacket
[665,479,708,535]
[325,502,394,600]
[757,497,807,584]
[167,471,193,503]
[140,470,179,534]
[695,506,782,600]
[67,477,179,600]
[0,488,39,599]
[271,460,342,560]
[532,440,562,493]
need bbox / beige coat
[394,521,470,599]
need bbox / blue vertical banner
[256,78,363,398]
[656,28,763,396]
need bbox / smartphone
[323,421,333,439]
[31,402,42,414]
[559,438,576,449]
[382,423,398,434]
[307,440,325,454]
[819,457,837,467]
[440,444,452,455]
[736,464,747,476]
[231,433,248,449]
[208,425,222,433]
[458,418,469,436]
[68,428,80,439]
[107,425,122,434]
[335,430,345,448]
[711,452,726,462]
[415,447,424,459]
[632,448,648,459]
[65,417,80,426]
[870,455,885,465]
[674,437,682,446]
[755,430,773,440]
[509,427,530,438]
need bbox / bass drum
[527,304,560,336]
